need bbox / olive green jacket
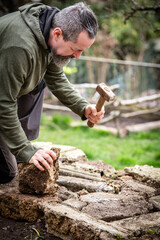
[0,3,88,163]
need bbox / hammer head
[96,83,115,102]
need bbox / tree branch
[124,3,160,23]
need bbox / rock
[18,147,60,195]
[32,142,88,163]
[124,165,160,188]
[62,199,87,211]
[59,165,104,181]
[110,211,160,238]
[56,186,78,201]
[149,195,160,210]
[121,179,157,198]
[42,203,126,240]
[57,175,106,192]
[75,160,115,174]
[59,147,87,163]
[80,192,153,221]
[0,192,43,221]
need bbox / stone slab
[62,199,87,211]
[57,176,106,192]
[0,191,43,221]
[125,165,160,188]
[32,142,88,163]
[80,192,153,221]
[42,203,128,240]
[149,195,160,210]
[73,160,115,174]
[110,211,160,238]
[121,179,157,198]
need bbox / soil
[0,215,62,240]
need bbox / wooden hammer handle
[87,96,105,128]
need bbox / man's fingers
[41,152,54,166]
[33,159,45,171]
[29,149,57,171]
[45,149,57,161]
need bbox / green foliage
[52,112,72,129]
[106,18,141,55]
[63,66,77,75]
[114,233,123,239]
[36,113,160,170]
[30,228,45,240]
[148,228,160,235]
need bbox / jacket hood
[19,3,52,50]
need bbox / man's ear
[52,27,63,41]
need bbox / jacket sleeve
[0,47,39,162]
[44,60,89,118]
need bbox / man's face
[48,29,95,68]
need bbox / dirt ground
[0,215,62,240]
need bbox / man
[0,2,104,183]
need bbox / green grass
[35,113,160,170]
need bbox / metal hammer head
[96,83,115,102]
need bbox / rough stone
[57,175,106,192]
[74,160,115,174]
[121,179,157,198]
[62,199,87,211]
[42,203,127,240]
[80,192,153,221]
[0,191,43,221]
[32,142,88,163]
[125,165,160,188]
[18,147,60,195]
[149,195,160,210]
[110,211,160,238]
[59,164,104,181]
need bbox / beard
[51,48,72,68]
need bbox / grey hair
[52,2,98,43]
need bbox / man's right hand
[29,149,57,171]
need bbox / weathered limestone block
[125,165,160,188]
[59,147,87,163]
[0,191,43,221]
[19,147,60,195]
[73,160,115,174]
[80,192,153,221]
[149,195,160,210]
[121,179,157,198]
[110,211,160,238]
[32,142,88,163]
[62,199,87,211]
[42,203,127,240]
[57,175,106,192]
[59,165,105,181]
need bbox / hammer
[87,83,116,128]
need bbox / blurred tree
[88,0,160,60]
[0,0,29,16]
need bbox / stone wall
[0,142,160,240]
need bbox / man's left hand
[84,105,105,124]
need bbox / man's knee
[0,145,17,183]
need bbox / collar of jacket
[19,3,59,50]
[39,7,59,50]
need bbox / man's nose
[72,51,83,59]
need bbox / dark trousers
[0,81,46,183]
